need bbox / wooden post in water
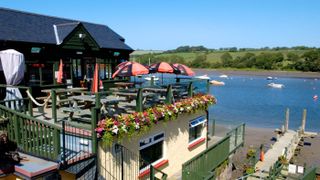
[284,108,289,132]
[301,109,307,134]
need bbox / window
[189,116,206,143]
[139,132,164,170]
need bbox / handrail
[0,103,60,129]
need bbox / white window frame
[139,132,165,172]
[189,116,206,144]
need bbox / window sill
[188,137,206,150]
[138,159,169,179]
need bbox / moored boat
[210,80,225,86]
[195,74,210,80]
[267,83,284,88]
[219,74,228,78]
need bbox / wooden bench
[60,107,82,119]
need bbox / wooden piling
[284,108,289,132]
[301,109,307,134]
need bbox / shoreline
[227,124,320,178]
[195,69,320,79]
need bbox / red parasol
[57,59,63,84]
[149,62,180,84]
[149,62,177,73]
[112,62,149,78]
[115,61,133,70]
[173,63,195,76]
[91,63,99,93]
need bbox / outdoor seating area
[27,78,209,125]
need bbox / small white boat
[210,80,225,86]
[267,76,277,80]
[195,74,210,80]
[219,74,228,78]
[145,75,159,81]
[268,83,284,88]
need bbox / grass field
[131,49,308,63]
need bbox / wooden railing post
[28,87,33,117]
[136,88,143,112]
[61,120,66,166]
[91,107,98,154]
[188,82,193,97]
[206,79,210,94]
[150,165,155,180]
[95,92,101,109]
[165,85,173,104]
[51,90,57,123]
[13,114,20,145]
[53,128,60,160]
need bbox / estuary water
[138,71,320,132]
[204,72,320,132]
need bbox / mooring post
[284,108,289,132]
[301,109,307,134]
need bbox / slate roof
[0,8,133,51]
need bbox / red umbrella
[91,63,99,93]
[149,62,179,84]
[149,62,177,73]
[57,59,63,84]
[112,62,149,78]
[173,63,195,76]
[115,61,133,70]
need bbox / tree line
[133,49,320,72]
[164,45,317,53]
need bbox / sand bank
[195,69,320,79]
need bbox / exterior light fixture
[78,33,86,39]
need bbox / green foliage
[220,52,233,67]
[132,47,320,72]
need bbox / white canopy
[0,49,25,107]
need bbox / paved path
[255,130,297,172]
[247,130,299,180]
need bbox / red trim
[138,159,169,179]
[188,137,206,150]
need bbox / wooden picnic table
[41,87,87,94]
[113,91,155,100]
[71,95,119,108]
[114,82,134,89]
[40,87,87,108]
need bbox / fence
[182,136,230,180]
[227,123,245,154]
[0,104,60,160]
[299,166,317,180]
[182,123,245,180]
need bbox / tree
[220,52,233,67]
[286,52,300,62]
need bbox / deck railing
[0,104,61,160]
[182,123,245,180]
[299,166,317,180]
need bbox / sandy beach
[230,126,320,179]
[195,69,320,79]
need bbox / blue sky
[1,0,320,50]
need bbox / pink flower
[96,127,104,133]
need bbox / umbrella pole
[162,73,164,85]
